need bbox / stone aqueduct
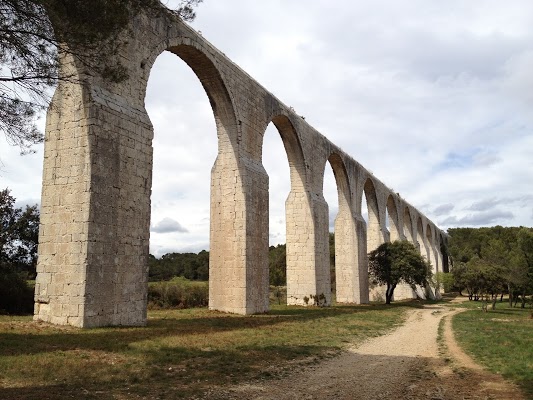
[34,6,446,327]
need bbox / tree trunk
[508,283,512,307]
[385,284,395,305]
[481,294,488,312]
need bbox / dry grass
[0,302,419,399]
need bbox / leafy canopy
[448,226,533,307]
[369,240,431,303]
[0,187,39,275]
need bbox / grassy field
[0,301,418,399]
[452,300,533,397]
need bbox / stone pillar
[35,83,153,327]
[209,155,270,314]
[34,83,89,327]
[335,211,366,304]
[367,203,386,302]
[367,213,383,252]
[356,215,370,303]
[286,191,331,306]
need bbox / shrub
[437,272,455,293]
[148,277,208,309]
[0,272,34,314]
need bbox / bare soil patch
[199,302,526,400]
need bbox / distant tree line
[148,251,209,281]
[150,233,337,287]
[3,186,531,314]
[447,226,533,311]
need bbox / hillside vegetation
[447,226,533,312]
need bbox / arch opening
[386,195,400,242]
[322,160,337,296]
[146,51,215,263]
[261,115,310,306]
[324,153,357,303]
[262,121,292,302]
[440,233,450,273]
[144,43,246,314]
[150,44,239,159]
[403,207,414,243]
[362,178,381,252]
[426,223,438,274]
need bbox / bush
[437,272,455,293]
[148,277,208,309]
[0,272,34,314]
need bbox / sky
[1,0,532,257]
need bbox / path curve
[200,302,526,400]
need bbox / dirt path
[201,301,525,400]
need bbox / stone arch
[386,195,401,242]
[268,115,307,192]
[327,153,351,216]
[363,178,382,252]
[409,216,431,299]
[440,232,450,273]
[416,217,426,255]
[146,42,240,158]
[326,153,360,303]
[392,207,419,302]
[34,28,258,325]
[425,223,440,299]
[34,6,444,326]
[403,207,415,242]
[426,223,438,273]
[144,44,253,314]
[262,114,312,306]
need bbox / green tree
[148,250,210,282]
[515,229,533,311]
[436,271,454,293]
[0,188,39,275]
[1,0,201,153]
[196,250,209,281]
[368,240,432,304]
[0,188,38,314]
[448,226,533,309]
[269,244,286,287]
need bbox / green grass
[0,301,421,399]
[452,302,533,397]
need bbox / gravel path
[201,301,526,400]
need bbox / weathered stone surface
[34,5,446,327]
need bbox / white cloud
[151,217,188,234]
[440,210,514,226]
[2,0,533,258]
[433,204,455,216]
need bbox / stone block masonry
[34,4,446,327]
